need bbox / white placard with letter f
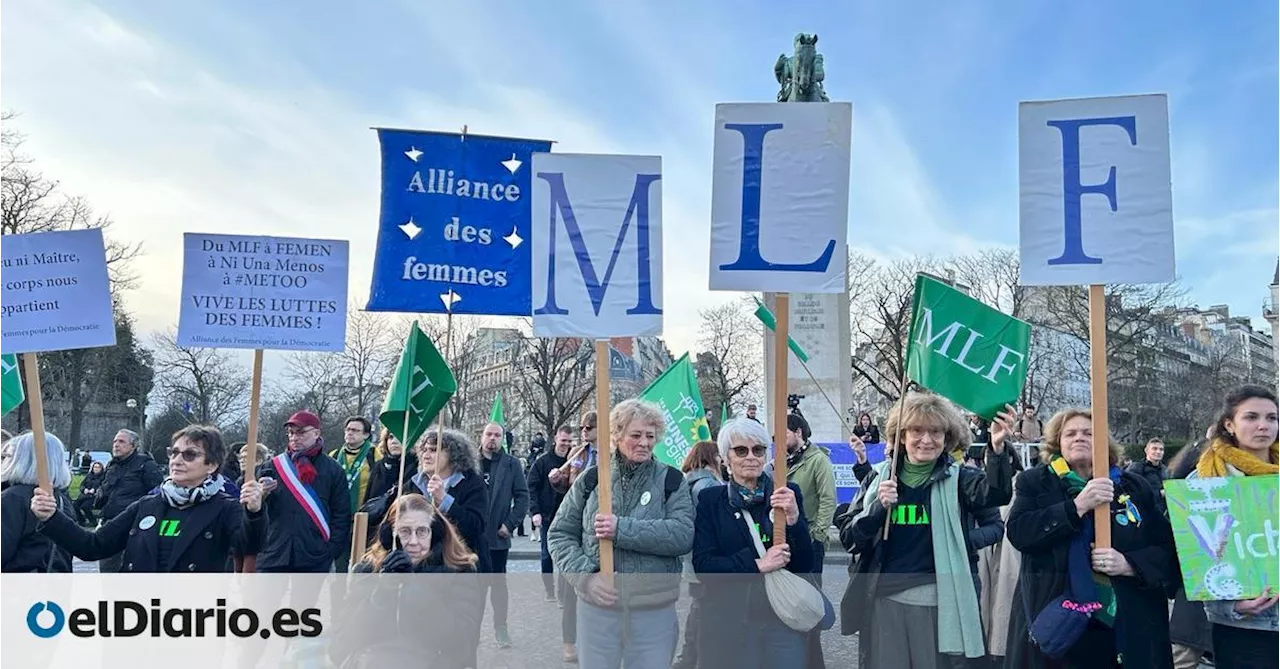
[1019,94,1174,286]
[531,153,663,338]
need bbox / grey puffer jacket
[548,457,695,609]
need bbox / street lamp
[125,399,144,440]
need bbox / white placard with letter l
[1,228,116,354]
[178,233,349,352]
[1018,94,1174,286]
[531,153,663,338]
[709,102,852,294]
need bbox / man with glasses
[328,416,379,574]
[93,428,164,572]
[254,410,352,574]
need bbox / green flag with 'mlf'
[640,354,712,467]
[380,322,456,448]
[906,274,1031,419]
[1,354,23,416]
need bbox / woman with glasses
[331,493,483,669]
[3,431,75,572]
[691,419,815,667]
[30,424,265,573]
[836,392,1015,668]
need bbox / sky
[4,0,1278,377]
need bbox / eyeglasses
[168,447,205,463]
[286,427,313,437]
[730,445,769,458]
[394,526,431,543]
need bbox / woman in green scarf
[837,391,1016,668]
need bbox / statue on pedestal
[774,33,829,103]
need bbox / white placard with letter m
[531,153,663,338]
[1018,94,1174,286]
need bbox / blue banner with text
[366,129,553,316]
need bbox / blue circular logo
[27,601,65,638]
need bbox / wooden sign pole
[351,512,369,564]
[594,341,614,581]
[771,294,790,546]
[1087,284,1112,548]
[243,349,265,485]
[21,353,51,492]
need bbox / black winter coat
[330,540,483,669]
[37,491,265,573]
[526,450,568,524]
[361,471,492,573]
[255,452,353,572]
[95,451,165,520]
[482,452,529,551]
[2,484,73,573]
[1002,465,1178,669]
[836,445,1014,660]
[1124,460,1168,504]
[79,471,106,497]
[364,453,417,505]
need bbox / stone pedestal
[763,256,852,444]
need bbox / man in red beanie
[254,410,352,574]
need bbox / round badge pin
[138,515,157,531]
[640,491,652,506]
[1115,513,1129,527]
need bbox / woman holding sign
[1003,409,1178,669]
[836,392,1014,668]
[1189,385,1278,669]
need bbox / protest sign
[708,102,852,294]
[531,153,663,338]
[177,233,349,352]
[1,228,116,354]
[1166,476,1279,602]
[1018,94,1173,286]
[366,129,553,316]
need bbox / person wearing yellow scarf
[1193,384,1278,668]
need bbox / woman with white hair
[548,398,695,669]
[1,431,74,572]
[691,418,814,667]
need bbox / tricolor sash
[273,453,331,542]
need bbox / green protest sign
[905,274,1031,419]
[1165,476,1279,602]
[1,354,23,416]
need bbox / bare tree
[337,308,397,417]
[848,255,948,404]
[694,299,762,415]
[512,334,595,437]
[151,329,251,426]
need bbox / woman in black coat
[2,431,74,573]
[331,493,483,669]
[31,425,266,573]
[363,431,418,505]
[362,428,490,573]
[1003,409,1178,669]
[74,461,106,526]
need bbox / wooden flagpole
[20,353,51,492]
[594,341,614,581]
[1087,284,1112,548]
[243,349,264,485]
[882,367,912,540]
[771,294,790,546]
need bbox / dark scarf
[290,437,324,485]
[727,472,772,511]
[615,454,656,513]
[786,442,807,469]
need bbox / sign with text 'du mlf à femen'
[365,129,553,316]
[1018,94,1174,286]
[177,233,349,352]
[708,102,852,294]
[531,153,663,338]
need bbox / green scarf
[338,440,373,513]
[1049,456,1117,627]
[900,460,934,488]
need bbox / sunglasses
[168,447,205,463]
[730,445,769,458]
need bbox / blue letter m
[535,172,662,317]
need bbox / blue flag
[365,129,553,316]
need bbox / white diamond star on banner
[399,218,422,240]
[501,154,522,174]
[503,227,523,249]
[405,146,423,162]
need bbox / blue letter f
[1045,116,1137,266]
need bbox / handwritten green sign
[1165,476,1279,602]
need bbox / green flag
[490,393,505,425]
[640,353,712,467]
[719,402,728,426]
[905,274,1031,419]
[379,322,456,448]
[752,297,810,363]
[1,354,23,416]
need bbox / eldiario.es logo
[26,599,322,639]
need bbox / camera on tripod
[787,394,805,415]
